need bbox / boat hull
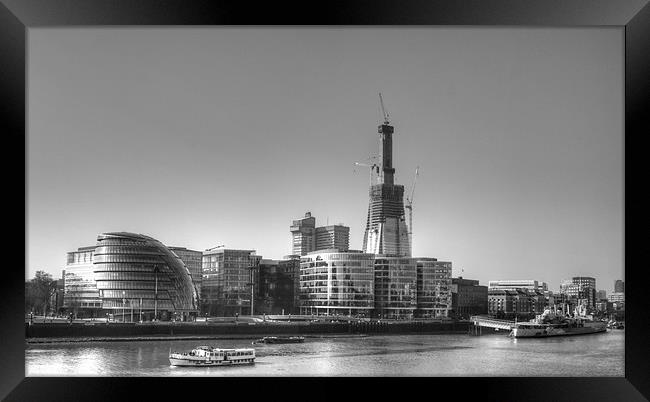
[169,356,255,366]
[511,324,607,338]
[252,337,305,344]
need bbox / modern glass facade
[373,255,417,319]
[415,258,452,318]
[299,250,375,316]
[93,232,199,321]
[64,246,102,317]
[201,248,261,316]
[169,247,203,298]
[256,258,298,315]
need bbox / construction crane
[379,92,390,125]
[405,166,419,247]
[354,161,380,186]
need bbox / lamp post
[249,265,255,316]
[153,265,159,322]
[122,291,126,322]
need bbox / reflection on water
[26,330,624,377]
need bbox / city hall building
[64,232,200,321]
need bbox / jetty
[468,315,515,335]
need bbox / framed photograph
[3,0,648,400]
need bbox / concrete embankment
[25,320,469,343]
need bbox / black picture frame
[3,0,648,400]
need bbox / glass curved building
[93,232,199,321]
[299,250,375,316]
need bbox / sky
[27,27,623,292]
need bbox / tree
[27,271,58,316]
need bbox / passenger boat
[169,346,255,366]
[509,305,607,338]
[607,321,625,329]
[252,336,305,344]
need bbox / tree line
[25,270,60,316]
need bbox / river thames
[26,330,624,377]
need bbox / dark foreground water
[26,330,624,377]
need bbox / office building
[256,257,300,315]
[169,247,203,298]
[561,277,596,310]
[596,289,607,301]
[201,247,261,316]
[63,245,102,317]
[299,249,375,317]
[290,212,350,256]
[609,292,625,304]
[415,258,452,318]
[362,118,411,257]
[315,225,350,252]
[93,232,199,321]
[450,277,488,318]
[614,280,625,293]
[290,212,316,256]
[373,256,417,319]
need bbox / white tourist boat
[510,305,607,338]
[169,345,255,366]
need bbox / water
[25,331,624,377]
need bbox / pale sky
[27,27,623,293]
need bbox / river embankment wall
[26,320,469,340]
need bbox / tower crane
[379,92,390,125]
[354,161,380,186]
[405,166,419,247]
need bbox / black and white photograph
[3,0,649,399]
[24,26,625,377]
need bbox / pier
[468,315,515,335]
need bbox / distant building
[290,212,316,256]
[415,258,452,318]
[290,212,350,255]
[608,292,625,304]
[201,247,261,316]
[63,245,102,318]
[169,247,203,298]
[374,256,417,319]
[299,250,375,317]
[450,277,488,318]
[569,276,597,309]
[614,280,625,293]
[315,225,350,252]
[488,280,544,292]
[596,289,607,301]
[488,289,538,320]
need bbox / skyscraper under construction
[362,98,411,257]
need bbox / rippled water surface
[26,330,624,376]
